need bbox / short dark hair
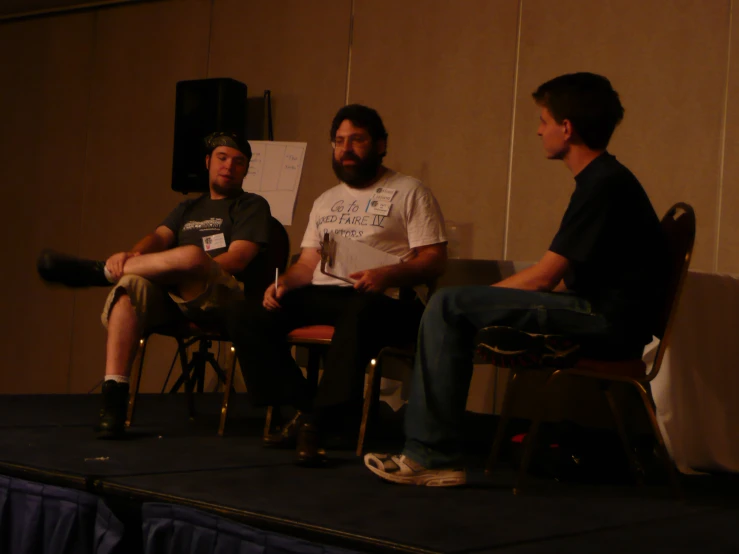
[330,104,388,142]
[532,73,624,150]
[204,131,252,160]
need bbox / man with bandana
[225,104,448,465]
[38,132,271,438]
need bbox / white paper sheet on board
[241,141,306,225]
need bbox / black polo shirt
[549,152,668,346]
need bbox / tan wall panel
[68,0,212,393]
[0,13,94,393]
[717,5,739,273]
[209,0,352,253]
[508,0,729,270]
[350,0,520,259]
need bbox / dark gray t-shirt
[161,192,271,289]
[549,152,668,347]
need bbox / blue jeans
[402,286,614,468]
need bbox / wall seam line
[68,10,100,393]
[205,0,215,78]
[503,0,524,260]
[714,0,733,272]
[344,0,355,105]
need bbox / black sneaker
[96,380,129,439]
[476,326,581,369]
[37,249,111,288]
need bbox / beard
[210,179,243,198]
[332,150,382,188]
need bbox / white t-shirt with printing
[301,169,447,288]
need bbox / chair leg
[603,384,644,484]
[492,364,501,415]
[193,344,207,393]
[218,347,238,437]
[515,369,559,494]
[356,358,379,457]
[160,348,181,394]
[264,407,274,438]
[181,339,197,419]
[169,339,192,393]
[486,369,519,473]
[632,381,683,499]
[126,338,147,427]
[305,346,321,398]
[206,343,229,389]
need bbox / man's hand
[261,247,319,310]
[105,251,140,282]
[263,281,288,311]
[492,251,569,291]
[349,267,392,294]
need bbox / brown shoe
[296,422,327,467]
[263,411,302,448]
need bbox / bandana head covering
[204,131,252,159]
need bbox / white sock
[103,266,116,283]
[106,375,129,384]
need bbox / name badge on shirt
[372,187,397,202]
[202,233,227,252]
[366,199,392,216]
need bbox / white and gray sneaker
[364,453,466,487]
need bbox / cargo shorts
[101,262,244,331]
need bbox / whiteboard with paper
[241,141,307,225]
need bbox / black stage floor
[0,394,738,553]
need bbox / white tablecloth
[651,270,739,474]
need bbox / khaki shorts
[101,263,244,331]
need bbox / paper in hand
[320,233,401,283]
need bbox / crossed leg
[104,245,217,379]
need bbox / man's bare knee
[109,289,133,314]
[174,245,212,276]
[106,289,141,336]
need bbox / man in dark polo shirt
[38,132,271,438]
[364,72,668,487]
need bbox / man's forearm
[211,253,240,276]
[379,251,446,288]
[131,233,168,255]
[281,262,315,290]
[212,250,258,276]
[494,265,554,291]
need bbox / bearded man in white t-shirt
[225,104,448,465]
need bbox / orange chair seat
[287,325,335,341]
[573,358,647,379]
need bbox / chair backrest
[242,216,290,293]
[266,216,291,278]
[648,202,696,381]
